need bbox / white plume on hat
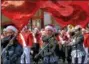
[45,25,54,32]
[5,25,18,33]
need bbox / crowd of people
[1,24,89,64]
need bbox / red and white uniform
[17,30,34,64]
[17,31,34,48]
[83,33,89,48]
[57,31,70,45]
[33,32,43,48]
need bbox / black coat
[1,35,23,64]
[1,35,13,49]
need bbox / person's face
[75,29,80,35]
[41,31,46,36]
[6,29,14,36]
[45,29,53,36]
[61,30,66,36]
[3,31,7,36]
[87,24,89,28]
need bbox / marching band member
[82,28,89,63]
[1,25,23,64]
[40,29,46,48]
[33,28,43,48]
[17,26,34,64]
[59,29,72,63]
[31,28,42,64]
[1,28,7,39]
[67,25,86,64]
[42,25,58,64]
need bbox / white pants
[72,57,82,64]
[83,45,88,63]
[20,47,30,64]
[71,50,85,64]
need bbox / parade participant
[54,29,66,62]
[31,28,41,64]
[58,29,71,63]
[42,25,58,64]
[65,25,75,64]
[82,28,89,48]
[1,28,7,39]
[86,23,89,58]
[1,25,23,64]
[86,23,89,32]
[40,29,46,48]
[33,28,42,48]
[18,26,34,64]
[1,25,18,49]
[67,25,86,64]
[82,28,89,63]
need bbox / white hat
[45,25,54,32]
[74,25,82,30]
[5,25,18,33]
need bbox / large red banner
[1,0,89,30]
[41,1,89,28]
[1,0,41,30]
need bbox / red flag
[41,1,89,28]
[55,1,89,28]
[2,0,89,29]
[1,0,41,30]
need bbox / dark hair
[70,32,75,36]
[77,28,81,31]
[87,23,89,28]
